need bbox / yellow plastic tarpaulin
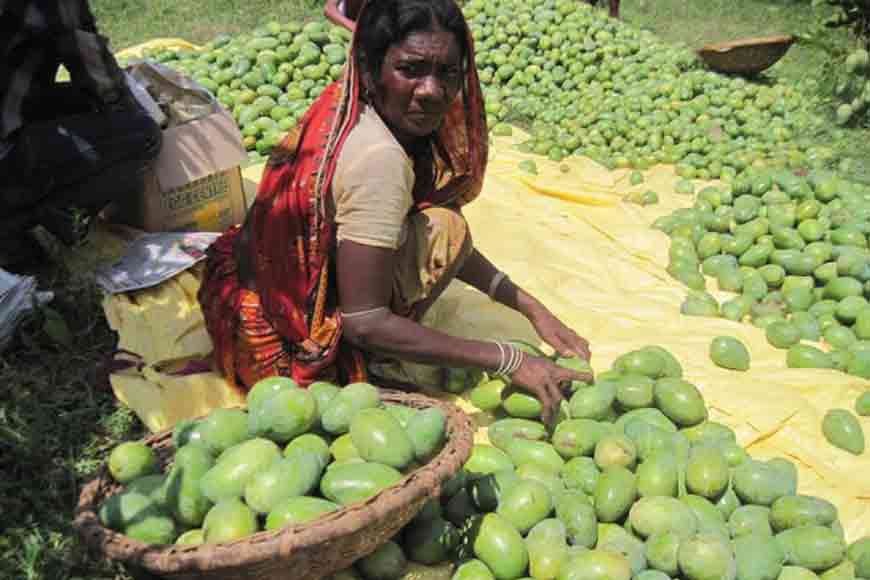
[102,128,870,542]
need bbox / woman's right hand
[509,355,594,426]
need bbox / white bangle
[488,271,508,300]
[493,341,524,378]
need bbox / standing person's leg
[13,103,161,244]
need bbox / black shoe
[35,205,92,247]
[0,231,47,273]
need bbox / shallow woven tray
[74,389,474,580]
[698,35,795,75]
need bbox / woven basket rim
[699,34,795,55]
[73,388,474,576]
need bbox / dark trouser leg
[2,84,162,244]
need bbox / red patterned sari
[198,2,488,391]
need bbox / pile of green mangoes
[98,378,448,546]
[466,0,831,175]
[318,345,869,580]
[100,346,870,579]
[658,167,870,380]
[128,18,352,158]
[125,0,842,174]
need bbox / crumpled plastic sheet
[97,110,870,542]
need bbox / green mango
[592,433,636,471]
[198,408,250,455]
[383,402,419,429]
[766,321,802,349]
[653,378,708,427]
[164,444,215,527]
[624,419,678,463]
[733,460,792,507]
[497,479,554,534]
[465,444,515,476]
[786,344,834,369]
[321,382,380,435]
[715,485,741,520]
[825,277,864,301]
[503,390,544,419]
[507,439,565,472]
[357,541,407,580]
[729,505,773,538]
[847,350,870,379]
[734,532,786,580]
[308,381,340,422]
[444,487,478,527]
[822,409,865,455]
[628,495,698,540]
[613,349,668,378]
[319,461,403,505]
[451,559,495,580]
[284,433,331,469]
[777,566,821,579]
[593,466,637,523]
[681,291,720,317]
[201,498,256,544]
[636,451,680,498]
[408,407,447,462]
[561,457,600,495]
[467,468,520,512]
[350,408,414,469]
[770,495,838,532]
[818,559,856,580]
[615,374,655,410]
[718,266,745,292]
[516,462,565,497]
[404,517,458,565]
[470,378,509,412]
[555,490,598,548]
[776,526,846,571]
[741,243,774,268]
[721,295,755,322]
[244,453,322,514]
[703,254,740,278]
[556,549,631,580]
[614,408,678,434]
[330,433,360,462]
[645,532,681,576]
[685,445,729,499]
[743,270,770,301]
[855,391,870,416]
[473,513,529,580]
[488,419,548,452]
[200,438,282,503]
[681,495,729,539]
[568,382,617,421]
[677,532,736,580]
[526,519,569,580]
[847,537,870,577]
[790,312,822,341]
[709,336,751,371]
[552,419,611,459]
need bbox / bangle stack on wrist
[494,341,525,377]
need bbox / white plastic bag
[0,268,54,352]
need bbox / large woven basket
[74,390,474,580]
[698,35,795,75]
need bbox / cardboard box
[110,106,250,233]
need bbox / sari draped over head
[199,0,488,388]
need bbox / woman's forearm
[457,248,550,322]
[343,308,504,370]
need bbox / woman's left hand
[531,309,591,361]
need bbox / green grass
[90,0,323,51]
[4,1,870,579]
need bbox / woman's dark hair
[355,0,469,80]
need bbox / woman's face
[370,27,463,145]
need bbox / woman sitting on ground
[198,0,592,422]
